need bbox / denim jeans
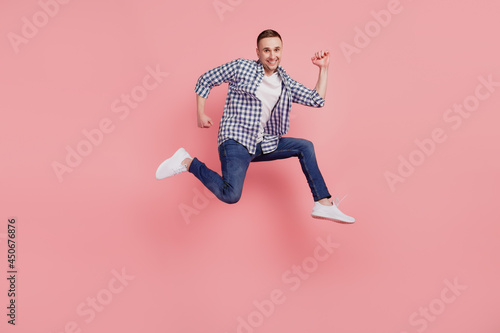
[188,138,331,204]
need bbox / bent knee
[222,191,242,204]
[297,139,315,155]
[302,139,314,150]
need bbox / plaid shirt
[195,58,325,154]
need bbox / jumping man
[156,29,355,223]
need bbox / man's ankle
[317,198,333,206]
[182,158,193,170]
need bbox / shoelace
[333,195,347,207]
[172,165,186,175]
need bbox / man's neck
[264,70,277,77]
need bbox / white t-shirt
[255,72,282,143]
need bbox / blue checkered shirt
[194,58,325,154]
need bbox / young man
[156,29,355,223]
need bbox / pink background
[1,0,499,332]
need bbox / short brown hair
[257,29,282,46]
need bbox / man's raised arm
[311,50,330,99]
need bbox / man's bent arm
[289,50,330,107]
[194,58,241,128]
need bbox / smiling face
[256,36,282,76]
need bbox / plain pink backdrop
[1,0,499,332]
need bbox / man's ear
[255,47,259,58]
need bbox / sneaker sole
[311,213,355,224]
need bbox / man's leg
[251,137,331,202]
[188,140,252,204]
[251,137,355,223]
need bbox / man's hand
[311,50,330,69]
[197,113,213,128]
[196,94,213,128]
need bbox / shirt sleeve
[287,76,325,107]
[194,58,240,98]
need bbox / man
[156,29,355,223]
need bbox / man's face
[256,37,282,76]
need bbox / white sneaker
[311,202,355,224]
[155,148,192,180]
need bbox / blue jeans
[188,138,331,204]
